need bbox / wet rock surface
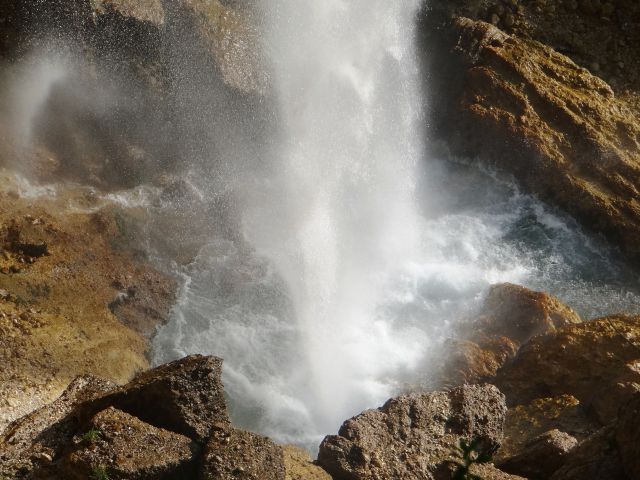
[423,11,640,265]
[0,176,176,432]
[438,283,581,386]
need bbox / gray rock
[80,355,229,442]
[317,384,507,480]
[201,424,285,480]
[62,407,199,480]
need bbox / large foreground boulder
[62,407,199,479]
[80,354,229,443]
[0,356,288,479]
[317,384,512,480]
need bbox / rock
[201,424,286,480]
[498,395,598,463]
[82,355,229,443]
[498,429,578,479]
[615,392,640,479]
[438,284,580,387]
[0,376,115,479]
[494,314,640,424]
[172,0,268,95]
[62,407,199,480]
[283,445,332,480]
[425,15,640,265]
[476,284,581,345]
[317,384,508,480]
[550,426,627,480]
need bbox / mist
[3,0,640,452]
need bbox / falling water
[152,0,640,450]
[245,0,426,429]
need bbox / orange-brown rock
[497,394,598,464]
[438,284,580,386]
[425,15,640,265]
[0,173,175,431]
[494,314,640,424]
[283,445,332,480]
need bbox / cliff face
[422,0,640,265]
[0,173,175,431]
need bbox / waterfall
[152,0,640,449]
[244,0,426,430]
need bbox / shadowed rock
[498,429,578,479]
[62,407,199,479]
[81,355,229,442]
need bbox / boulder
[424,15,640,265]
[497,429,578,479]
[498,395,598,463]
[62,407,199,479]
[476,284,581,344]
[494,314,640,424]
[438,284,580,386]
[550,426,628,480]
[82,355,229,442]
[201,424,286,480]
[317,384,508,480]
[0,376,114,479]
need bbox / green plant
[82,427,103,443]
[452,438,492,480]
[90,466,110,480]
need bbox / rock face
[424,14,640,265]
[550,426,627,480]
[317,384,509,480]
[62,407,199,479]
[82,355,229,443]
[439,284,581,386]
[497,429,578,479]
[494,314,640,424]
[0,355,286,480]
[283,446,332,480]
[0,178,176,431]
[615,393,640,480]
[202,425,286,480]
[498,395,598,464]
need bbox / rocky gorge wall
[1,0,640,478]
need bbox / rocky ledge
[4,283,640,479]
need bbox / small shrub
[82,427,103,443]
[90,466,110,480]
[452,438,493,480]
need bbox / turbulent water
[151,0,640,450]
